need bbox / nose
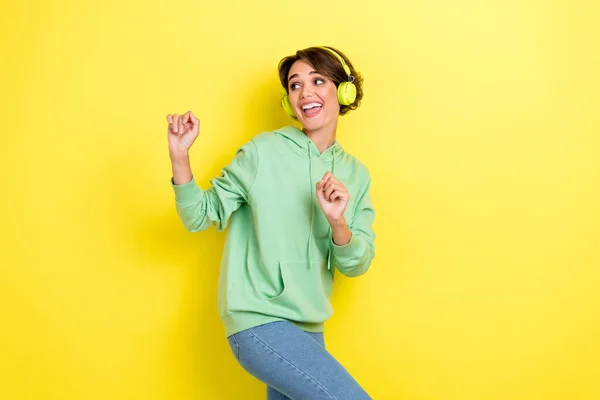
[300,86,313,99]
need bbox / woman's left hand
[316,172,350,225]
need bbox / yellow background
[1,0,599,399]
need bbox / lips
[301,102,323,118]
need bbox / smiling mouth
[301,102,323,118]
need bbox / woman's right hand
[167,111,199,160]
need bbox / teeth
[302,103,323,110]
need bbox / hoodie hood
[273,125,345,163]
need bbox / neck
[302,119,338,154]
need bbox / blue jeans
[227,321,372,400]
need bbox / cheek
[289,91,300,105]
[325,86,338,104]
[325,91,340,111]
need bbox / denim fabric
[227,321,371,400]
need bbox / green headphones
[281,46,357,118]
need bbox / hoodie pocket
[264,260,333,322]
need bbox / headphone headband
[319,46,353,80]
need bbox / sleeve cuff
[332,233,364,260]
[171,176,204,204]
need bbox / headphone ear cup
[281,94,296,117]
[281,93,296,118]
[337,82,357,106]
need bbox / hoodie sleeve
[170,140,259,232]
[332,173,376,277]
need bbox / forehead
[288,60,316,79]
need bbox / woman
[167,46,375,399]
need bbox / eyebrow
[288,70,319,82]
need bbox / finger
[176,115,184,134]
[317,173,328,186]
[326,173,338,186]
[331,190,349,202]
[190,112,199,131]
[180,113,190,132]
[182,122,193,134]
[328,190,340,202]
[329,175,342,186]
[323,180,339,193]
[316,185,325,200]
[338,190,349,201]
[324,185,336,199]
[172,114,179,133]
[319,175,331,190]
[166,115,174,133]
[319,181,332,195]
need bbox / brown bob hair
[278,46,364,116]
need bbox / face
[287,60,340,132]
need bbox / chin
[298,114,335,132]
[300,119,322,131]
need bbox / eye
[289,82,300,91]
[314,78,325,85]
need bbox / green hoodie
[171,126,375,337]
